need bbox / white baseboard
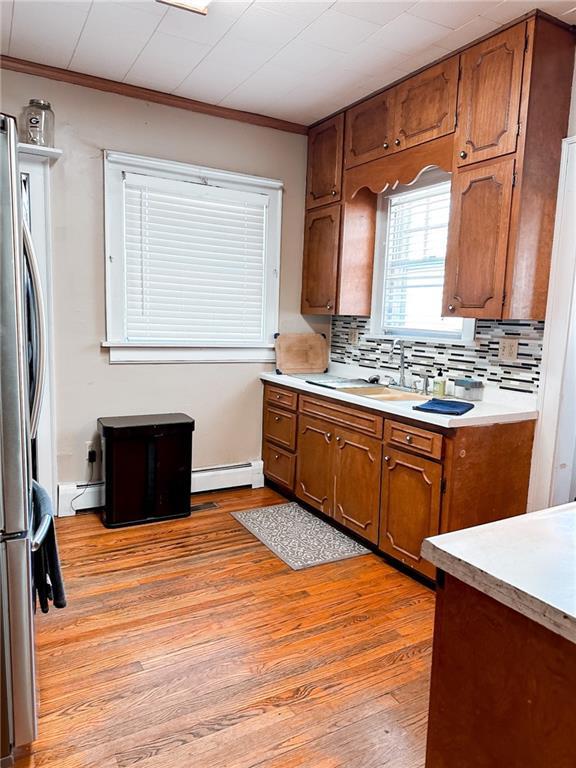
[57,461,264,516]
[57,481,105,516]
[190,460,264,493]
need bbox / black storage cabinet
[98,413,194,528]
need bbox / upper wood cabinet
[306,114,344,209]
[443,157,515,318]
[345,90,396,168]
[379,448,442,579]
[395,57,459,152]
[345,57,458,167]
[333,427,382,545]
[301,204,340,314]
[455,24,526,167]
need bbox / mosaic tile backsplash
[331,317,544,394]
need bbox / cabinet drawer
[263,441,295,490]
[263,406,297,450]
[384,420,443,460]
[264,385,298,412]
[299,395,383,438]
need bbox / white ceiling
[1,0,575,125]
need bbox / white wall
[1,69,328,482]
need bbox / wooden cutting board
[274,333,329,374]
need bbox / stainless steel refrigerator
[1,112,50,765]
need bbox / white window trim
[103,151,282,363]
[370,179,475,344]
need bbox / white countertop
[260,372,538,429]
[422,503,576,643]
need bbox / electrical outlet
[498,338,519,362]
[348,329,359,344]
[85,440,97,461]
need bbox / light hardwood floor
[15,487,435,768]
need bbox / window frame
[370,173,475,344]
[103,150,283,363]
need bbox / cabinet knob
[383,142,389,149]
[326,432,332,440]
[459,150,468,159]
[384,455,390,463]
[405,435,413,444]
[447,304,456,313]
[394,138,401,146]
[331,189,337,196]
[274,454,280,460]
[336,436,342,443]
[274,416,280,422]
[275,394,281,399]
[326,303,332,310]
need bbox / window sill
[102,342,276,364]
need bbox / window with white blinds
[104,152,282,362]
[372,179,472,341]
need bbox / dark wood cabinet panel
[333,427,382,545]
[306,114,344,208]
[394,57,459,151]
[345,89,396,168]
[263,441,295,490]
[301,204,340,315]
[295,415,334,516]
[455,23,526,167]
[263,406,297,451]
[299,394,383,438]
[379,449,441,578]
[443,157,515,318]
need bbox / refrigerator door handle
[23,218,47,440]
[30,512,52,552]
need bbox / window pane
[381,181,462,337]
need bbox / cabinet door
[443,157,515,318]
[306,114,344,209]
[295,415,334,516]
[301,204,340,315]
[394,57,459,152]
[345,89,396,168]
[455,24,526,167]
[379,449,441,579]
[333,427,382,545]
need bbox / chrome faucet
[389,338,407,389]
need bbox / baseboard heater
[57,460,264,516]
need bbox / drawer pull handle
[394,138,401,146]
[384,455,390,463]
[336,436,342,442]
[405,435,413,443]
[274,454,280,460]
[459,150,468,159]
[447,304,456,313]
[326,432,332,440]
[275,394,281,399]
[383,142,389,149]
[274,416,281,422]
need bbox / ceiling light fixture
[155,0,213,16]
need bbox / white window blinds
[379,181,463,337]
[123,172,270,345]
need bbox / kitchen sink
[337,386,427,402]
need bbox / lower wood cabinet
[295,416,382,544]
[333,427,381,545]
[295,415,334,516]
[379,448,442,579]
[263,384,535,582]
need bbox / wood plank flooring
[15,487,435,768]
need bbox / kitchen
[1,1,576,766]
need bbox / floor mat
[232,501,370,570]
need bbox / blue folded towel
[413,398,475,416]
